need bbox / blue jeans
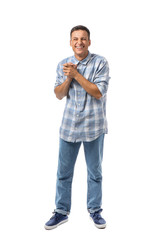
[54,134,105,215]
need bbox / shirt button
[76,114,79,117]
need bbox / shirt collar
[72,51,92,65]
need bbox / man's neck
[74,51,89,61]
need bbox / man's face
[70,30,91,60]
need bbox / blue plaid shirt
[54,51,110,142]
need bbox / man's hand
[63,62,78,79]
[62,62,102,100]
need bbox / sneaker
[90,209,106,229]
[44,212,68,230]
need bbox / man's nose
[77,39,83,44]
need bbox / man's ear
[89,40,91,46]
[70,40,72,46]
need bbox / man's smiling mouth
[76,46,84,49]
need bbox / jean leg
[55,138,81,215]
[83,134,105,213]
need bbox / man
[45,25,110,230]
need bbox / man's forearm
[54,77,72,100]
[62,63,102,100]
[74,72,102,100]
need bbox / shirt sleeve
[54,62,64,89]
[93,59,111,97]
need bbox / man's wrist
[74,72,80,80]
[66,77,73,82]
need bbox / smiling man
[45,25,110,230]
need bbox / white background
[0,0,160,239]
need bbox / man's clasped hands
[63,63,78,80]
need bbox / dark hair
[70,25,90,40]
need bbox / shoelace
[50,212,60,220]
[92,212,103,221]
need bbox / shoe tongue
[95,209,103,214]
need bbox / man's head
[70,25,90,40]
[70,25,91,61]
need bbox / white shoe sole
[90,216,106,229]
[44,218,68,230]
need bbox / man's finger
[63,62,75,67]
[63,66,71,71]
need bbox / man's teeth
[76,46,83,49]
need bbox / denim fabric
[54,134,105,215]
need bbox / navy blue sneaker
[90,209,106,229]
[44,212,68,230]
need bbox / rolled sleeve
[94,59,111,97]
[54,63,64,89]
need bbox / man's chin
[74,50,88,58]
[75,50,84,55]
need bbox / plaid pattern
[54,51,110,142]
